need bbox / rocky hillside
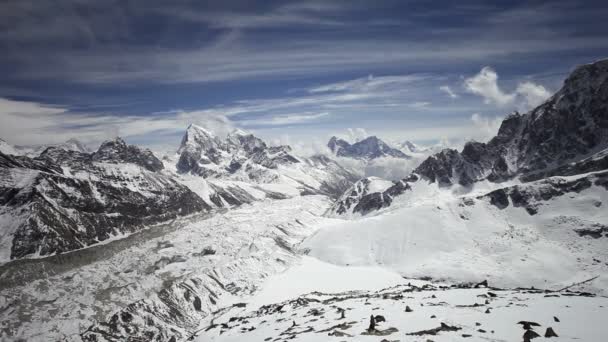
[415,59,608,186]
[331,59,608,216]
[0,138,209,262]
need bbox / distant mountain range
[0,125,359,262]
[330,58,608,216]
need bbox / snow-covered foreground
[195,256,608,342]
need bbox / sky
[1,0,608,152]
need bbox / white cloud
[464,67,515,106]
[516,81,552,109]
[346,128,369,143]
[439,85,459,98]
[464,67,551,110]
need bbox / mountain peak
[328,135,409,160]
[415,57,608,186]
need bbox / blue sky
[1,0,608,151]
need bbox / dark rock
[545,327,558,337]
[406,322,461,336]
[374,315,386,323]
[475,279,488,288]
[405,306,413,312]
[517,321,541,330]
[523,329,541,341]
[553,316,560,322]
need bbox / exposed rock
[545,327,558,337]
[523,329,541,341]
[406,322,461,336]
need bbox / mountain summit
[327,135,410,160]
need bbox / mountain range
[1,59,608,342]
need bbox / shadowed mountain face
[415,59,608,186]
[328,136,410,160]
[0,138,209,261]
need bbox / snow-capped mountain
[175,124,359,199]
[416,59,608,187]
[331,59,608,217]
[397,140,421,154]
[0,137,209,262]
[0,138,20,156]
[0,137,91,157]
[328,135,410,160]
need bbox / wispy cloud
[439,85,459,98]
[239,112,330,126]
[0,98,233,147]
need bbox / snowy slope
[307,172,608,293]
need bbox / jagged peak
[229,128,249,136]
[186,123,216,137]
[98,137,127,150]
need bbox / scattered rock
[485,308,491,314]
[545,327,558,337]
[406,322,461,336]
[475,280,488,288]
[523,329,541,341]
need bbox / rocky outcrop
[479,171,608,215]
[329,175,416,216]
